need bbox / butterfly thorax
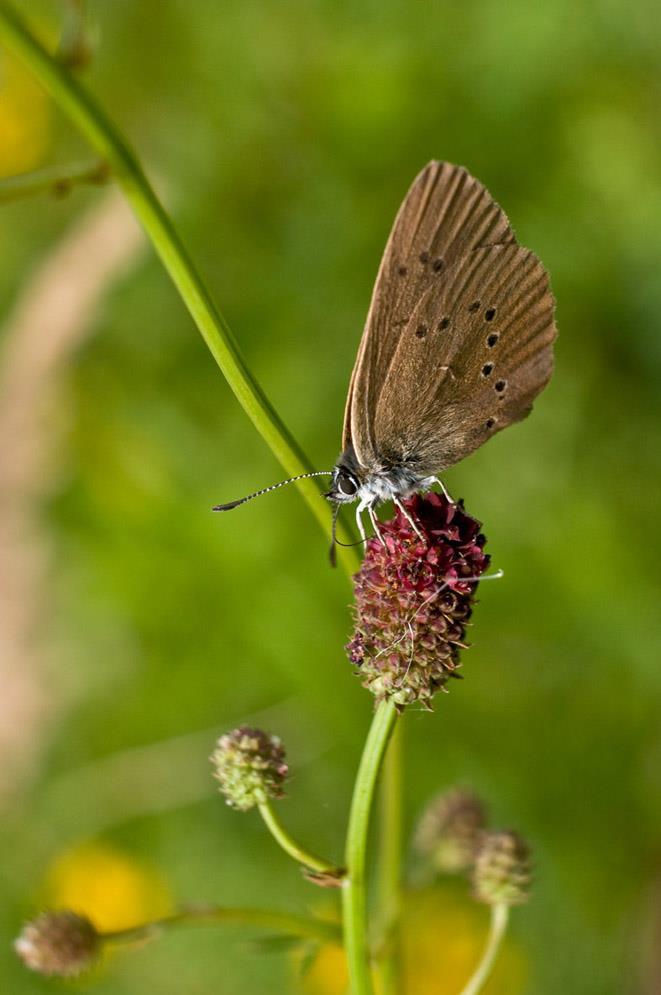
[327,445,435,508]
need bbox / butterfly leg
[433,477,454,502]
[355,500,368,544]
[368,503,386,546]
[393,496,425,542]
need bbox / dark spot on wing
[432,257,444,272]
[468,300,480,313]
[485,307,496,321]
[438,317,450,331]
[487,332,499,347]
[415,323,428,339]
[495,379,507,394]
[482,363,494,377]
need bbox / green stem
[0,9,404,986]
[0,159,108,203]
[374,721,403,994]
[102,903,341,947]
[342,700,398,995]
[0,1,359,576]
[458,903,510,995]
[258,801,343,877]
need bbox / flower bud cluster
[414,787,533,906]
[472,830,532,907]
[414,787,487,873]
[210,726,289,811]
[14,911,99,977]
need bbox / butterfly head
[326,464,361,504]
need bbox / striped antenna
[212,471,333,512]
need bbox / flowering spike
[414,787,488,873]
[347,492,491,707]
[14,911,99,977]
[210,726,289,812]
[473,830,532,906]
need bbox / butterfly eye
[337,472,358,497]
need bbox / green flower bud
[414,788,487,873]
[473,830,532,906]
[14,911,99,977]
[211,726,288,811]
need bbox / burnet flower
[210,727,289,811]
[414,788,488,873]
[472,830,532,907]
[14,911,100,977]
[347,492,491,708]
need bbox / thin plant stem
[0,1,359,576]
[343,699,398,995]
[458,903,510,995]
[0,160,108,203]
[0,7,403,984]
[258,801,343,877]
[101,903,341,947]
[374,720,403,994]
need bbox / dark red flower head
[346,492,490,708]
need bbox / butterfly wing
[343,161,517,467]
[372,244,556,474]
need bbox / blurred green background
[1,1,660,992]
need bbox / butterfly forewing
[344,161,517,467]
[372,244,556,474]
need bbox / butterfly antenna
[213,471,333,512]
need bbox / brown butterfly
[215,161,557,544]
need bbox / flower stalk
[374,721,404,994]
[458,903,510,995]
[343,699,398,995]
[0,6,404,988]
[103,903,342,947]
[258,801,343,877]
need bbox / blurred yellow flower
[0,49,51,178]
[42,842,172,933]
[300,884,525,995]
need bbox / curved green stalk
[375,720,403,994]
[458,903,510,995]
[0,1,358,575]
[258,801,343,877]
[342,700,398,995]
[0,8,403,984]
[102,903,341,947]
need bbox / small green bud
[14,911,100,977]
[473,830,532,906]
[414,788,487,873]
[211,726,288,811]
